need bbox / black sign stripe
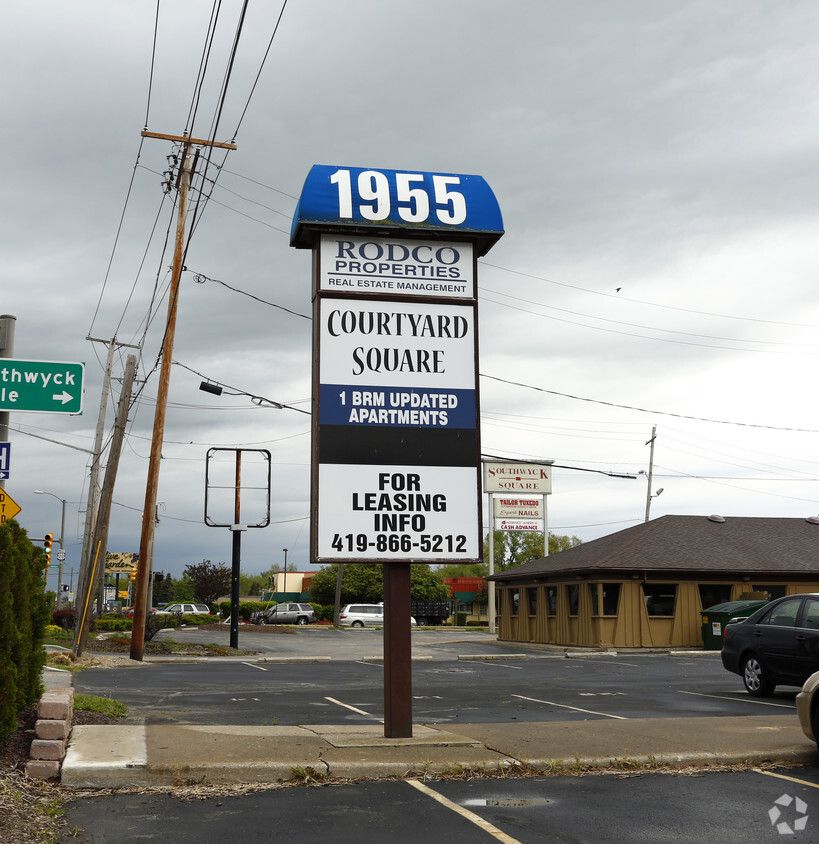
[319,425,478,467]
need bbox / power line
[481,373,819,433]
[480,285,819,353]
[479,260,819,330]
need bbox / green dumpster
[701,599,769,650]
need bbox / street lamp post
[282,548,288,598]
[34,489,66,606]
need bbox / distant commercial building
[488,515,819,649]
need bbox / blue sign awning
[291,165,504,256]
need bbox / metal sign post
[205,448,271,649]
[292,165,504,737]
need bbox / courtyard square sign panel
[292,165,503,563]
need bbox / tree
[308,563,449,604]
[183,559,232,604]
[483,531,581,571]
[152,572,174,605]
[437,561,488,578]
[238,573,265,596]
[409,565,449,600]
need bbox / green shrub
[94,617,132,632]
[177,613,213,626]
[44,624,71,640]
[0,520,50,743]
[238,601,269,621]
[313,604,335,622]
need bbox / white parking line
[513,694,628,719]
[406,779,522,844]
[242,662,267,671]
[679,690,795,709]
[754,769,819,789]
[325,696,383,721]
[477,662,523,670]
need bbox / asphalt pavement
[54,629,819,788]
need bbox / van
[339,604,383,627]
[339,604,416,627]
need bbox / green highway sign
[0,359,84,414]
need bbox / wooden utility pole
[75,355,138,656]
[76,337,140,619]
[130,131,236,660]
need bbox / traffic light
[129,565,137,582]
[43,532,53,566]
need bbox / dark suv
[251,602,316,625]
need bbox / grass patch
[73,694,127,719]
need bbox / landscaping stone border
[26,687,75,780]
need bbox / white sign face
[318,464,480,560]
[319,298,475,391]
[484,462,552,494]
[493,497,543,519]
[495,518,544,532]
[320,234,474,298]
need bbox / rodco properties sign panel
[292,165,503,564]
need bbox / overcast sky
[4,1,819,587]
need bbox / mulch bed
[0,703,119,773]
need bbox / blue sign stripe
[320,385,476,429]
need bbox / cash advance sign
[291,165,504,562]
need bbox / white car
[339,604,416,627]
[154,602,211,616]
[796,670,819,749]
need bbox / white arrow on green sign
[0,359,84,414]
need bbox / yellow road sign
[0,489,22,523]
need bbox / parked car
[251,603,316,625]
[721,593,819,696]
[154,603,212,616]
[796,670,819,749]
[123,606,158,618]
[339,603,417,627]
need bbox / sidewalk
[61,713,816,788]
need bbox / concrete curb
[458,654,528,661]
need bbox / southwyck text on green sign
[0,359,85,414]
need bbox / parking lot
[75,627,800,727]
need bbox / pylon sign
[292,165,503,563]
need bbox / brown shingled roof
[488,515,819,581]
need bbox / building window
[643,584,677,616]
[589,584,601,616]
[590,584,621,617]
[546,586,557,616]
[698,584,732,609]
[753,585,787,600]
[510,590,519,616]
[601,583,620,616]
[527,588,537,616]
[567,584,579,616]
